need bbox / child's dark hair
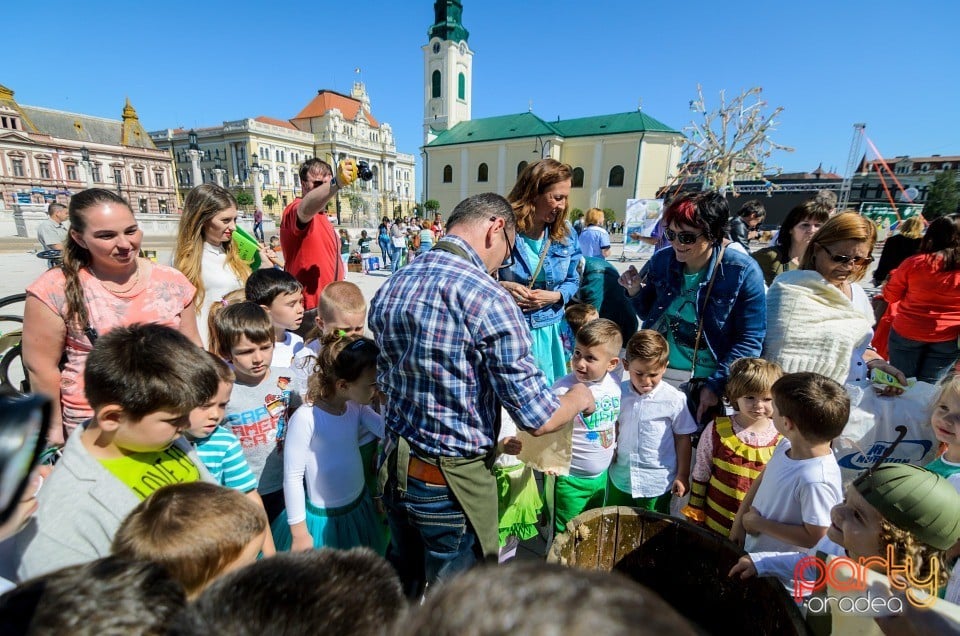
[205,351,236,384]
[167,549,403,636]
[244,268,302,306]
[84,323,219,419]
[725,358,783,410]
[771,372,849,443]
[575,318,623,357]
[307,334,379,404]
[565,303,599,337]
[211,301,274,359]
[625,329,669,367]
[112,482,267,599]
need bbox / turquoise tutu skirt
[272,490,387,555]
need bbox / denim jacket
[629,243,766,395]
[499,227,581,329]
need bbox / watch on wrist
[330,177,338,192]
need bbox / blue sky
[6,0,959,192]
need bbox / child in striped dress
[684,358,782,535]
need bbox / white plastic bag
[833,380,940,486]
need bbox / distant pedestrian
[253,208,265,242]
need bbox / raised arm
[21,295,67,444]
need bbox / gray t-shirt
[37,218,67,250]
[223,367,301,495]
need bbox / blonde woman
[872,214,924,286]
[577,207,611,258]
[174,184,262,347]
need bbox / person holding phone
[619,192,766,425]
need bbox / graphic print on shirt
[226,376,292,450]
[580,393,620,449]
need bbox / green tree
[424,199,441,214]
[263,193,277,210]
[346,191,367,217]
[570,208,584,221]
[602,208,616,224]
[235,191,254,207]
[924,171,959,220]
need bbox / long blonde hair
[174,184,250,312]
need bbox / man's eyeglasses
[819,243,873,266]
[491,216,516,269]
[665,229,704,245]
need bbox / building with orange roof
[149,80,416,222]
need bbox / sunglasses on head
[665,229,704,245]
[819,243,873,266]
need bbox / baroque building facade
[150,82,416,221]
[0,83,177,213]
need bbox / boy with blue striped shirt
[185,353,276,554]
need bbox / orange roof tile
[254,116,298,130]
[292,90,379,128]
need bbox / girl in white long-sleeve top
[271,334,386,554]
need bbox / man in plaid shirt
[370,193,593,598]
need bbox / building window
[92,164,102,182]
[135,171,145,186]
[158,199,168,214]
[113,168,123,185]
[921,164,930,173]
[608,165,625,187]
[458,72,465,100]
[138,198,148,214]
[517,161,528,177]
[477,162,488,182]
[155,172,164,188]
[66,164,78,181]
[279,172,286,186]
[943,163,952,171]
[39,162,51,179]
[572,167,585,188]
[442,164,453,183]
[12,158,24,177]
[432,70,441,98]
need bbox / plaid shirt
[369,235,560,458]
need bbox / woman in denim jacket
[500,159,582,384]
[619,192,766,423]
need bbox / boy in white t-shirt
[552,319,623,532]
[607,330,696,513]
[731,372,848,554]
[245,268,305,369]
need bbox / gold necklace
[90,260,141,295]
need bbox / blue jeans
[888,328,959,384]
[383,470,478,598]
[378,236,393,266]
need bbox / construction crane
[838,123,866,212]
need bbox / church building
[421,1,685,216]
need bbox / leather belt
[408,455,446,485]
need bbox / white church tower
[422,0,472,145]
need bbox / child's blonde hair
[879,519,949,589]
[625,329,669,367]
[206,288,246,355]
[305,282,368,344]
[564,303,599,337]
[725,358,783,410]
[111,482,266,599]
[575,318,622,358]
[306,334,379,404]
[211,301,273,360]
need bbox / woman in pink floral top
[22,189,199,444]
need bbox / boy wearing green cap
[730,463,960,630]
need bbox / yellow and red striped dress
[684,416,781,535]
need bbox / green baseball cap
[855,463,960,551]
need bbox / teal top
[662,269,717,378]
[520,233,547,285]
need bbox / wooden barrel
[548,506,810,635]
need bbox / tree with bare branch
[681,85,794,194]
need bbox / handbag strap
[689,243,726,377]
[527,233,552,289]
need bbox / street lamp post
[533,136,551,159]
[80,146,93,190]
[212,159,226,188]
[249,153,263,214]
[186,129,203,188]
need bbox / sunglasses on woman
[665,229,704,245]
[819,243,874,266]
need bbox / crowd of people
[4,155,960,634]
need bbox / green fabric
[99,444,201,501]
[605,482,671,513]
[495,463,543,545]
[855,463,960,551]
[662,269,717,378]
[554,470,608,533]
[438,453,500,560]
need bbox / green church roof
[426,110,681,147]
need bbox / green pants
[605,482,672,514]
[553,471,608,533]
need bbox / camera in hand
[357,160,374,182]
